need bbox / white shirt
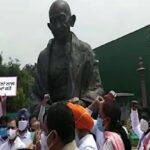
[91,120,104,150]
[0,137,25,150]
[130,109,143,139]
[78,134,98,150]
[86,108,104,150]
[101,138,115,150]
[18,130,33,148]
[0,137,7,146]
[130,109,150,150]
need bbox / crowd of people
[0,0,150,149]
[0,91,149,150]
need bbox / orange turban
[67,102,94,131]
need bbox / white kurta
[91,120,105,150]
[86,108,104,150]
[78,134,98,150]
[0,137,7,146]
[0,137,25,150]
[101,138,115,150]
[18,130,33,148]
[130,109,150,150]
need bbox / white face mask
[140,119,149,132]
[18,120,28,131]
[7,129,17,140]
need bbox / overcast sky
[0,0,150,66]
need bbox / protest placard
[0,77,17,96]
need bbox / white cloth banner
[0,77,17,96]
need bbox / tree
[0,54,34,112]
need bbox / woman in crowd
[98,101,131,150]
[70,92,131,150]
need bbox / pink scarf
[104,131,125,150]
[143,132,150,150]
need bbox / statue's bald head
[49,0,71,18]
[48,0,76,40]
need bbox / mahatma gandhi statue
[32,0,104,105]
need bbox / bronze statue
[32,0,104,104]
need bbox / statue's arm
[32,51,47,101]
[32,40,52,103]
[81,45,104,101]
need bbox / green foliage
[0,54,35,112]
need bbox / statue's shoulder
[38,39,53,59]
[72,33,91,52]
[72,33,96,60]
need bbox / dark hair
[0,116,9,126]
[29,115,37,124]
[17,108,30,121]
[8,117,17,123]
[102,102,131,150]
[46,102,75,145]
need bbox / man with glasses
[17,108,33,148]
[0,118,25,150]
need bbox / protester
[16,108,33,148]
[0,115,9,127]
[0,118,25,149]
[86,90,131,150]
[87,91,116,150]
[67,102,98,150]
[38,94,50,126]
[99,101,131,150]
[0,128,7,146]
[0,127,7,146]
[30,121,41,132]
[130,101,150,150]
[35,115,48,150]
[45,102,78,150]
[31,121,42,149]
[0,96,7,117]
[29,115,37,130]
[0,116,9,146]
[69,91,117,150]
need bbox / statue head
[48,0,76,41]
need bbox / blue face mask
[97,117,104,132]
[0,127,8,139]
